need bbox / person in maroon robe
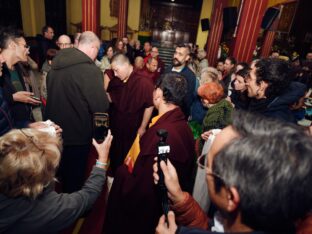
[144,46,165,77]
[104,72,195,234]
[107,53,154,175]
[137,57,160,84]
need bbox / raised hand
[153,159,185,203]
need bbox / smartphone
[93,112,109,142]
[31,96,41,101]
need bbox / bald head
[78,31,100,47]
[57,34,72,49]
[111,53,130,66]
[77,31,100,61]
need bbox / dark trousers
[57,144,91,193]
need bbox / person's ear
[259,81,269,97]
[226,187,240,212]
[185,54,190,62]
[8,40,16,50]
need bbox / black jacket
[0,166,106,234]
[45,48,109,145]
[1,64,32,123]
[248,82,306,123]
[36,35,57,69]
[0,84,13,136]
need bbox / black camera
[157,129,170,216]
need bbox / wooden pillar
[206,0,226,66]
[117,0,129,39]
[82,0,100,35]
[231,0,269,62]
[260,6,282,58]
[261,31,276,58]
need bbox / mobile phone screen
[93,113,109,141]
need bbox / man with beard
[166,44,196,119]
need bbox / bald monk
[137,57,160,84]
[104,72,195,234]
[107,53,154,175]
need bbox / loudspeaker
[201,18,210,31]
[261,7,280,30]
[223,7,238,30]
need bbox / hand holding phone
[30,95,42,105]
[93,112,109,142]
[157,129,170,216]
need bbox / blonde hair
[0,129,62,199]
[200,67,219,85]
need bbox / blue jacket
[166,66,196,119]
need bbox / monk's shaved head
[111,53,130,66]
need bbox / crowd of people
[0,24,312,234]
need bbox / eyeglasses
[57,43,72,47]
[20,129,44,154]
[197,154,225,183]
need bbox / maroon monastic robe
[107,70,154,175]
[104,108,195,234]
[136,67,160,84]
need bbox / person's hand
[137,126,146,137]
[155,211,177,234]
[153,159,185,203]
[28,121,47,129]
[28,120,62,137]
[51,123,63,136]
[225,96,234,107]
[92,130,113,165]
[13,91,41,105]
[201,130,212,141]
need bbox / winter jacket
[249,82,306,123]
[45,48,109,145]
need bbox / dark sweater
[45,48,109,145]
